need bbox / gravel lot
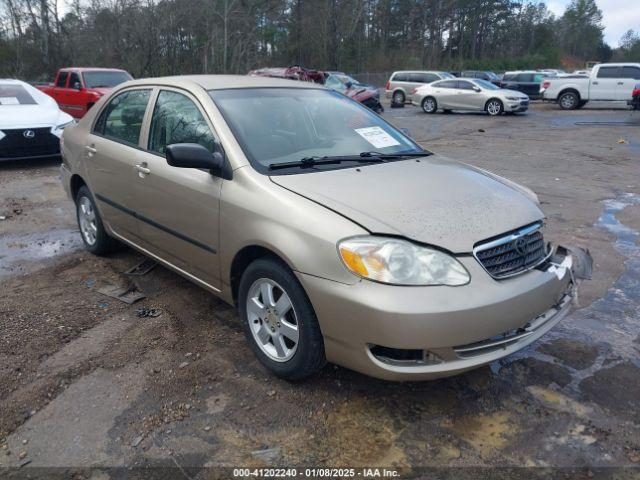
[1,101,639,477]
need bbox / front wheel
[422,96,438,114]
[238,258,326,380]
[559,92,579,110]
[486,99,504,116]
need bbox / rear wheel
[422,96,438,114]
[75,186,119,255]
[238,258,326,380]
[392,90,405,105]
[486,99,504,116]
[559,91,579,110]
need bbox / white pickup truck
[541,63,640,109]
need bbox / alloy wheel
[487,100,502,116]
[246,278,299,362]
[78,196,97,245]
[560,94,576,109]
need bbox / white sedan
[411,78,530,116]
[0,79,74,162]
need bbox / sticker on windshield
[355,126,401,149]
[0,97,20,105]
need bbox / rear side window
[597,67,620,78]
[93,89,151,146]
[621,66,640,80]
[392,73,408,82]
[56,72,69,88]
[436,80,457,89]
[517,74,534,82]
[148,90,216,155]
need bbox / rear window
[392,73,409,82]
[0,85,37,105]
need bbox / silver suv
[385,71,455,104]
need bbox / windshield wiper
[268,150,432,171]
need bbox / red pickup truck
[36,67,132,118]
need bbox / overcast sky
[546,0,639,46]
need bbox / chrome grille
[474,223,549,279]
[0,128,60,160]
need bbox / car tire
[559,92,579,110]
[75,185,120,255]
[422,96,438,114]
[485,99,504,116]
[238,257,326,381]
[392,90,405,105]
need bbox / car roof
[392,70,446,75]
[121,74,319,91]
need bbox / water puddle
[551,112,640,128]
[499,192,640,386]
[0,228,83,278]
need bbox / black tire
[392,90,405,105]
[421,96,438,114]
[238,257,326,381]
[558,91,579,110]
[75,185,120,255]
[485,98,504,116]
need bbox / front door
[452,80,482,110]
[617,66,640,101]
[85,88,152,241]
[132,88,223,290]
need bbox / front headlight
[506,96,521,101]
[338,236,470,286]
[55,120,75,130]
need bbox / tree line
[0,0,638,82]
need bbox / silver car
[59,75,589,381]
[412,78,530,115]
[385,71,455,104]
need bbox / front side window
[210,88,421,174]
[69,73,82,90]
[94,89,151,146]
[148,90,216,155]
[621,66,640,80]
[457,81,475,90]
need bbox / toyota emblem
[513,237,528,256]
[23,130,35,139]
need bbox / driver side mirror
[345,81,353,89]
[473,86,481,92]
[165,143,232,180]
[72,82,82,90]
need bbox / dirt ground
[1,102,639,478]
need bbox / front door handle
[592,81,599,85]
[135,164,151,176]
[618,82,624,85]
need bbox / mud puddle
[0,228,83,277]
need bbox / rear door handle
[618,82,624,85]
[592,81,598,85]
[85,145,97,157]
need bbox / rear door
[591,66,619,100]
[455,80,484,110]
[617,66,640,100]
[86,88,153,241]
[132,88,223,289]
[432,80,458,108]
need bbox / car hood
[270,156,544,253]
[0,104,71,129]
[500,89,528,98]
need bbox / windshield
[0,85,37,105]
[440,72,455,79]
[486,72,500,81]
[475,79,500,90]
[83,71,132,88]
[209,88,422,174]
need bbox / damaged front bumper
[297,244,592,381]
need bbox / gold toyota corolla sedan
[59,75,591,381]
